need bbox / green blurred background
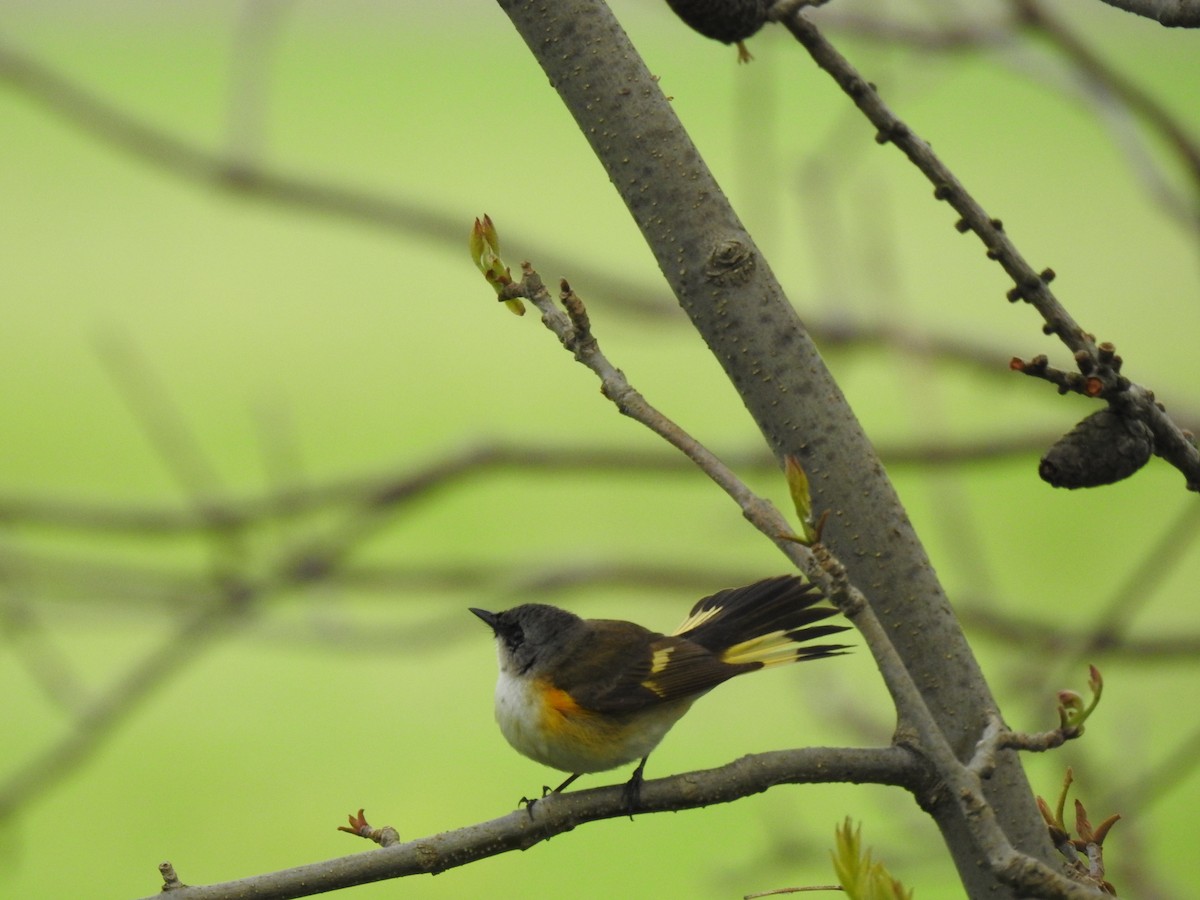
[2,1,1199,897]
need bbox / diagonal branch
[772,4,1200,491]
[492,3,1057,896]
[502,265,1102,900]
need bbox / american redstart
[470,575,850,805]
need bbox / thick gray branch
[493,1,1059,897]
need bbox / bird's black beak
[469,608,498,631]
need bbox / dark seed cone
[664,0,770,45]
[1039,407,1154,489]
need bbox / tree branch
[773,3,1200,491]
[134,747,919,900]
[492,2,1058,896]
[503,266,1108,900]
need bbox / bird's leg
[519,771,583,817]
[621,756,649,816]
[550,772,583,795]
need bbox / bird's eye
[504,626,524,654]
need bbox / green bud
[784,454,818,544]
[470,214,524,315]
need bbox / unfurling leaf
[783,455,819,544]
[470,214,524,315]
[832,818,913,900]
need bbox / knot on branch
[705,238,756,285]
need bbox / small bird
[664,0,771,62]
[471,575,849,806]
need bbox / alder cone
[664,0,770,44]
[1039,407,1154,489]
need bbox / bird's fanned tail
[673,575,851,668]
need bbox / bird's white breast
[493,668,555,764]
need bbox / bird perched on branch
[471,575,849,806]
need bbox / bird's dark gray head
[470,603,584,675]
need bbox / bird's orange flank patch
[544,685,581,713]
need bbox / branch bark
[134,747,919,900]
[493,1,1060,896]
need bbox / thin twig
[515,268,958,753]
[510,266,1103,899]
[774,5,1200,490]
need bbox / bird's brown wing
[553,619,751,714]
